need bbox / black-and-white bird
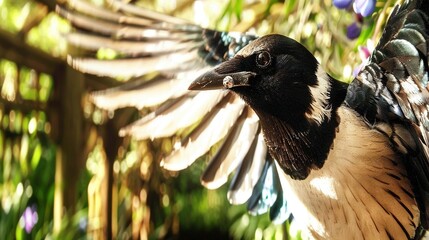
[58,0,429,238]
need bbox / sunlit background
[0,0,396,239]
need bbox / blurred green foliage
[0,60,58,239]
[0,0,34,33]
[26,13,70,58]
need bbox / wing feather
[160,94,245,171]
[68,51,201,78]
[247,158,281,216]
[90,72,201,110]
[61,0,290,223]
[227,132,267,205]
[119,91,226,139]
[57,3,197,40]
[201,107,259,189]
[105,0,191,26]
[65,32,198,56]
[63,0,154,26]
[346,0,429,226]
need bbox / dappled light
[0,0,400,239]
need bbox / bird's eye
[255,51,271,68]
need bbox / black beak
[188,59,256,91]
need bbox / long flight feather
[66,32,198,56]
[227,132,267,205]
[201,107,259,189]
[120,91,227,139]
[161,94,245,171]
[58,6,200,40]
[68,51,201,77]
[90,70,209,110]
[64,0,154,27]
[106,0,191,26]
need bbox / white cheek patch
[306,66,332,124]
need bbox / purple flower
[347,22,362,39]
[79,217,88,231]
[333,0,376,17]
[358,45,371,60]
[353,0,376,17]
[333,0,353,9]
[353,62,364,77]
[353,43,373,76]
[333,0,375,39]
[20,205,38,233]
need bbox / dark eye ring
[256,51,271,68]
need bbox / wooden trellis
[0,16,133,238]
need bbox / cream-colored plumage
[278,107,420,239]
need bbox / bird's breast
[277,107,420,239]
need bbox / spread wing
[58,0,290,223]
[345,0,429,227]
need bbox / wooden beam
[52,66,86,232]
[0,98,47,112]
[99,108,136,239]
[0,28,64,75]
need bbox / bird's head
[189,34,333,127]
[189,34,347,179]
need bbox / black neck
[258,77,348,180]
[259,113,339,179]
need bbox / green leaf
[15,218,24,240]
[356,21,375,48]
[30,143,42,170]
[284,0,297,16]
[234,0,243,21]
[96,48,119,60]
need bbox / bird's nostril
[223,76,234,88]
